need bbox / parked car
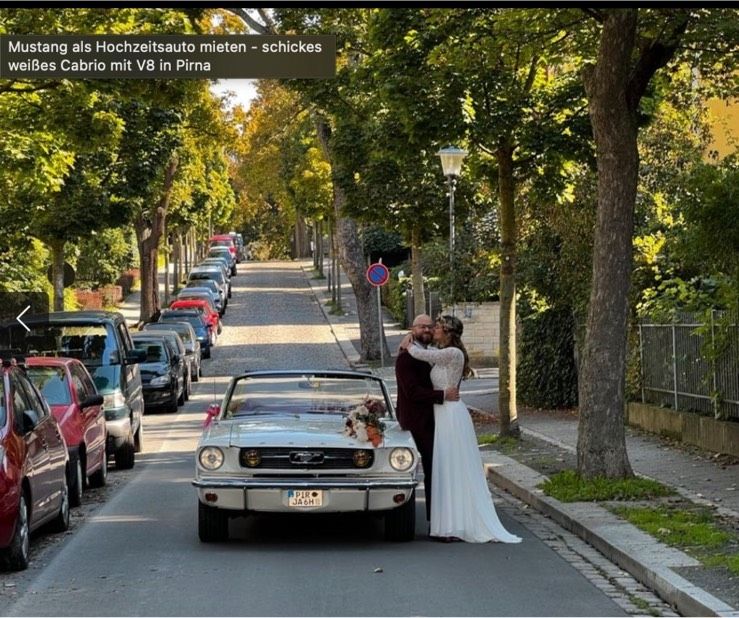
[199,258,232,283]
[0,355,70,571]
[184,279,226,311]
[26,357,107,507]
[178,286,223,316]
[131,334,185,414]
[169,299,221,336]
[159,310,212,359]
[188,267,230,300]
[229,232,246,262]
[205,248,236,276]
[135,330,191,402]
[193,370,420,543]
[209,234,237,263]
[141,321,201,382]
[2,311,145,470]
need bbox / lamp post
[437,146,467,315]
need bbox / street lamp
[437,146,467,315]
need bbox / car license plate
[287,489,323,507]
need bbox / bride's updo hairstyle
[437,315,473,379]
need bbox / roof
[21,310,125,325]
[25,356,79,368]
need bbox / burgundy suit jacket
[394,349,444,433]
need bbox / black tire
[134,422,143,453]
[49,474,70,533]
[115,433,135,470]
[2,492,30,571]
[384,490,416,542]
[177,384,186,406]
[198,502,229,542]
[203,348,211,359]
[88,449,108,488]
[192,366,200,382]
[69,456,83,508]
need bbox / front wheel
[2,493,30,570]
[88,448,107,488]
[49,474,70,533]
[384,490,416,542]
[198,502,229,542]
[115,432,135,470]
[69,456,83,508]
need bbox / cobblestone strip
[492,487,680,616]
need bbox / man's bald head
[412,314,433,327]
[410,314,434,345]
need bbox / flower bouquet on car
[343,398,386,447]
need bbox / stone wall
[442,302,501,365]
[628,402,739,457]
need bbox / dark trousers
[411,428,434,522]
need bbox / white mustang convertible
[193,370,420,542]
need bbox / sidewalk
[300,259,738,617]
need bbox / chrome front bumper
[193,476,418,512]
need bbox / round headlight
[199,447,224,470]
[353,449,372,468]
[244,449,261,467]
[389,448,414,471]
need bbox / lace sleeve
[408,344,464,375]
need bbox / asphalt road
[2,261,626,617]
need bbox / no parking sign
[366,262,389,287]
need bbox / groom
[395,314,459,525]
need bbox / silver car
[193,370,420,543]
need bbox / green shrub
[518,306,579,409]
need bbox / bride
[403,315,521,544]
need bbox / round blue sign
[366,263,390,287]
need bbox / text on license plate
[287,489,323,507]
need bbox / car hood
[140,363,169,379]
[201,416,414,450]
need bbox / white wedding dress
[408,343,522,543]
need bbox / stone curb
[301,265,363,369]
[484,452,739,617]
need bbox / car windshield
[187,280,218,293]
[223,374,393,420]
[16,323,119,367]
[160,313,206,331]
[143,323,193,344]
[26,366,71,405]
[133,340,167,363]
[190,271,225,285]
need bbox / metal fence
[638,311,739,420]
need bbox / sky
[210,78,258,110]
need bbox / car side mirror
[80,394,104,409]
[125,349,147,364]
[171,354,180,365]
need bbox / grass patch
[613,505,739,575]
[311,270,326,280]
[324,300,345,315]
[541,470,674,502]
[628,595,660,617]
[477,434,519,449]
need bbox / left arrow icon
[16,305,31,332]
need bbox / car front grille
[239,447,374,469]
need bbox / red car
[26,357,107,508]
[169,299,221,336]
[209,234,237,259]
[0,356,70,571]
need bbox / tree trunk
[49,238,65,311]
[577,10,638,479]
[136,156,178,323]
[315,118,389,362]
[497,140,520,437]
[163,234,170,306]
[317,220,325,277]
[411,225,426,318]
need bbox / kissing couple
[395,313,522,544]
